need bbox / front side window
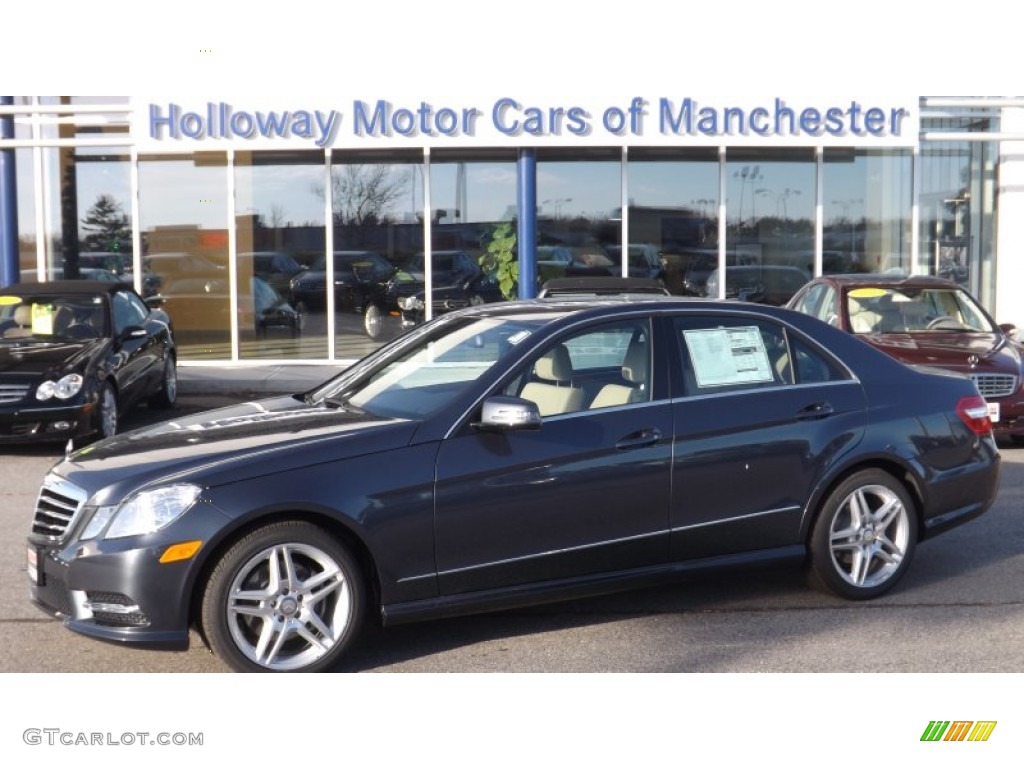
[506,320,652,417]
[313,313,557,420]
[111,292,146,332]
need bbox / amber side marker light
[159,540,203,564]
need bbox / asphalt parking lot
[1,391,1022,673]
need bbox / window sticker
[31,304,55,335]
[684,326,773,388]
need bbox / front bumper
[0,402,94,444]
[27,534,195,649]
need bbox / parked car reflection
[289,251,397,339]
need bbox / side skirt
[381,545,805,627]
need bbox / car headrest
[534,344,574,383]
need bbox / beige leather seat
[3,305,33,338]
[847,297,881,334]
[521,344,585,417]
[589,338,649,409]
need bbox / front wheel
[364,304,384,340]
[96,382,118,441]
[808,469,917,600]
[200,521,365,672]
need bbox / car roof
[816,273,960,290]
[539,277,670,296]
[0,280,131,296]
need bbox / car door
[110,290,161,407]
[669,313,867,561]
[433,318,673,595]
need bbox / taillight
[956,395,993,436]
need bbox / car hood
[0,338,106,376]
[861,332,1019,371]
[55,395,419,504]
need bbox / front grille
[0,382,31,404]
[32,475,88,539]
[433,298,470,313]
[970,373,1018,399]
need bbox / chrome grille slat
[0,383,31,404]
[970,373,1018,399]
[32,475,88,540]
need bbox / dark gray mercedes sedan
[27,296,1001,672]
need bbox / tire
[149,353,177,409]
[808,469,918,600]
[1009,434,1024,447]
[96,382,118,441]
[200,521,365,673]
[364,304,384,340]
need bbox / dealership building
[1,94,1021,367]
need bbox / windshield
[845,286,996,334]
[1,294,107,340]
[312,314,556,419]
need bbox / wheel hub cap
[277,596,299,616]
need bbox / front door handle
[616,428,662,450]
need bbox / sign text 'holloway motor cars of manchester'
[27,296,999,671]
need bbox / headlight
[80,484,203,540]
[36,373,84,401]
[398,296,424,311]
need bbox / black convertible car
[0,281,177,445]
[27,296,999,672]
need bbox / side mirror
[999,323,1018,341]
[472,396,542,432]
[118,325,148,342]
[145,294,166,309]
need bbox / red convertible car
[788,273,1024,445]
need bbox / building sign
[132,94,918,150]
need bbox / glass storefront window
[536,149,622,288]
[626,148,718,295]
[330,150,423,358]
[138,152,230,361]
[421,150,518,331]
[725,150,815,305]
[918,113,997,306]
[823,148,911,276]
[234,150,328,360]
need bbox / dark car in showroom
[1,280,177,445]
[289,250,397,338]
[706,264,811,306]
[788,273,1024,445]
[26,296,999,672]
[390,250,503,333]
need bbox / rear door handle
[796,402,835,421]
[616,428,662,450]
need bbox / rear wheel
[201,521,365,672]
[149,353,177,408]
[808,469,917,600]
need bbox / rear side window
[674,316,847,396]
